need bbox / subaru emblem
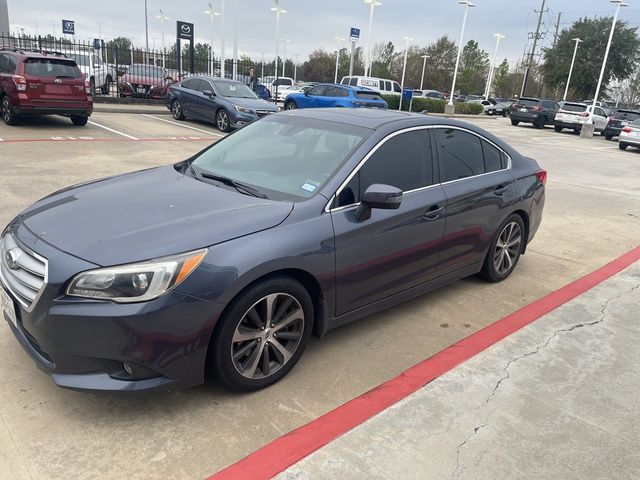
[5,249,19,270]
[55,78,63,84]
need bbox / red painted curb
[208,246,640,480]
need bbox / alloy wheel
[172,100,182,119]
[2,97,10,122]
[217,111,229,131]
[231,293,305,380]
[493,222,522,275]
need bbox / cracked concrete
[277,263,640,480]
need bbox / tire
[101,75,112,95]
[511,119,519,126]
[171,99,185,120]
[216,109,231,132]
[502,111,507,117]
[619,142,628,151]
[481,214,525,282]
[209,277,314,391]
[554,125,563,132]
[1,95,18,125]
[605,133,613,141]
[574,128,580,134]
[70,115,88,126]
[284,101,297,110]
[533,117,545,129]
[89,77,96,96]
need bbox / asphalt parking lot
[1,111,639,480]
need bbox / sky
[5,0,640,66]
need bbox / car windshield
[213,81,257,99]
[190,116,370,200]
[128,65,166,77]
[613,110,640,121]
[24,58,83,78]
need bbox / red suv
[0,47,93,126]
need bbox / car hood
[227,97,279,111]
[20,166,294,266]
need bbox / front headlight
[66,249,207,303]
[234,105,254,114]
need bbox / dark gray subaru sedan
[0,109,545,392]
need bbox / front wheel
[1,95,18,125]
[605,133,613,141]
[209,277,313,391]
[216,109,231,132]
[619,142,629,150]
[481,214,525,282]
[70,115,88,126]
[554,125,563,132]
[284,101,297,110]
[511,119,519,126]
[171,99,185,120]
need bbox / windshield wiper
[199,172,269,199]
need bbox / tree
[301,49,335,82]
[423,35,457,92]
[492,59,510,97]
[371,41,394,79]
[106,37,132,67]
[541,17,640,101]
[457,40,489,95]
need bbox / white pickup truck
[68,51,117,95]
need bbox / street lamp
[281,38,290,77]
[364,0,382,77]
[420,54,430,90]
[563,37,583,101]
[144,0,149,52]
[271,1,287,78]
[334,36,345,83]
[449,0,476,106]
[590,0,627,116]
[485,33,505,100]
[205,3,220,76]
[399,36,413,111]
[156,9,169,69]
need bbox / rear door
[593,107,608,130]
[300,85,327,108]
[432,127,514,275]
[323,86,347,107]
[22,57,86,103]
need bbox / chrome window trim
[324,124,513,213]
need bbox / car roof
[0,47,74,61]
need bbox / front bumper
[1,221,221,393]
[231,110,277,128]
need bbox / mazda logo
[181,24,191,34]
[5,249,19,270]
[64,22,73,29]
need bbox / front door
[331,129,447,315]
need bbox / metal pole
[520,0,546,97]
[365,2,375,76]
[420,55,428,90]
[449,2,473,106]
[486,33,504,101]
[275,10,280,78]
[282,39,288,77]
[349,41,355,76]
[210,12,214,75]
[563,38,582,101]
[233,0,238,80]
[294,54,298,82]
[399,37,411,111]
[592,1,625,113]
[553,12,562,47]
[221,0,226,78]
[144,0,149,51]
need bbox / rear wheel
[619,142,629,150]
[533,117,545,129]
[511,119,519,126]
[605,133,613,141]
[171,99,185,120]
[70,115,88,126]
[554,125,563,132]
[1,96,18,125]
[481,214,525,282]
[209,277,313,391]
[284,101,297,110]
[574,128,580,134]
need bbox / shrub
[380,94,483,115]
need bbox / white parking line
[142,114,225,137]
[87,120,138,140]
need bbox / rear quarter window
[0,53,17,73]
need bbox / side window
[324,86,342,97]
[434,128,484,182]
[481,140,503,173]
[384,80,391,91]
[91,54,102,66]
[199,79,213,93]
[0,54,8,73]
[308,85,327,96]
[336,130,433,207]
[349,78,358,86]
[393,82,401,93]
[181,79,193,89]
[341,77,350,85]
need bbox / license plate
[1,287,17,329]
[520,108,527,112]
[621,121,629,126]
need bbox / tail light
[12,75,27,92]
[85,80,91,95]
[533,105,542,112]
[535,169,547,186]
[622,127,632,133]
[579,112,589,117]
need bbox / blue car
[167,76,279,132]
[283,83,387,111]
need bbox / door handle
[493,184,508,196]
[423,205,444,221]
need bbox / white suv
[68,51,116,95]
[553,103,609,134]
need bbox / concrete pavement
[276,259,640,480]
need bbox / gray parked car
[1,109,546,393]
[167,76,279,132]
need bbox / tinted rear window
[612,110,640,121]
[518,99,540,106]
[24,58,82,78]
[562,103,587,112]
[355,91,383,100]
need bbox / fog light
[123,363,133,376]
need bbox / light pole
[144,0,149,52]
[420,54,430,90]
[156,10,169,69]
[281,38,290,77]
[399,36,413,111]
[271,2,287,78]
[563,37,582,101]
[591,0,626,113]
[448,0,476,106]
[364,0,382,77]
[205,4,220,76]
[220,0,227,78]
[334,36,345,83]
[485,33,505,100]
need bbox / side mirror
[203,90,214,97]
[354,184,403,222]
[304,90,310,96]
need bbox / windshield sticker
[301,181,319,193]
[229,85,237,91]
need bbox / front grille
[0,233,47,311]
[255,110,274,118]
